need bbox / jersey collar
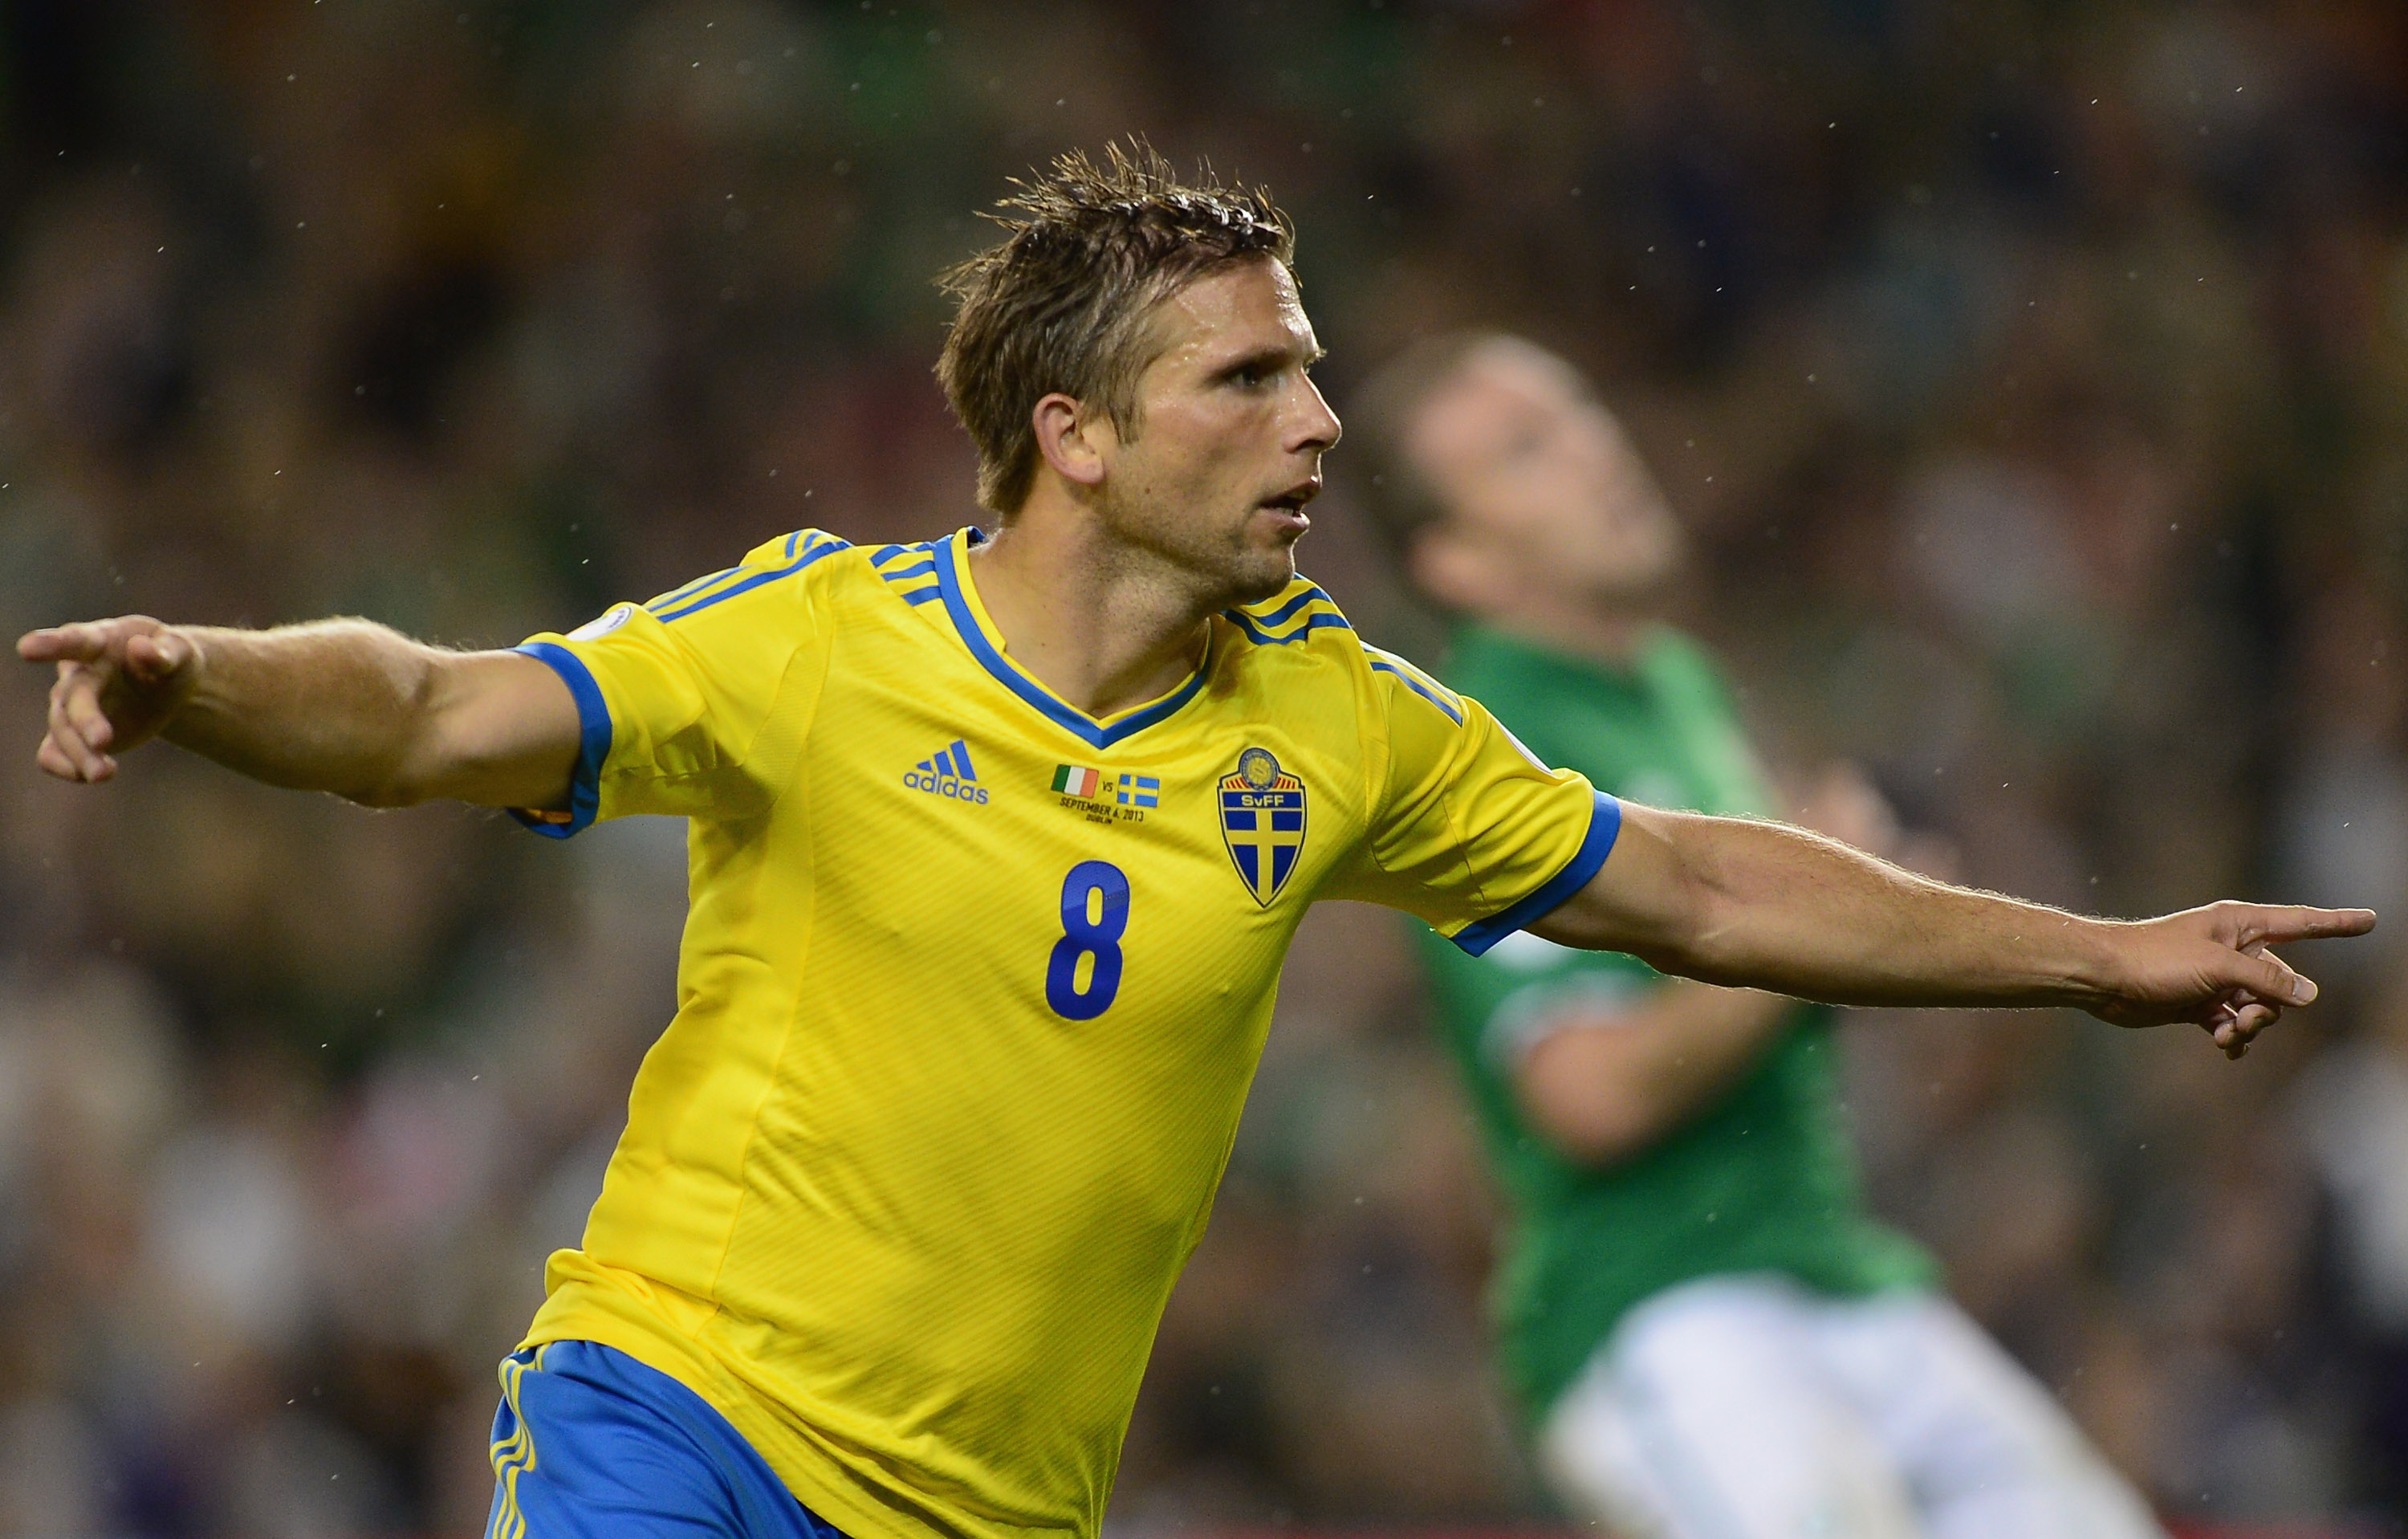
[930,527,1214,750]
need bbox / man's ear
[1411,523,1507,615]
[1032,393,1113,491]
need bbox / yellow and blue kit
[486,1341,848,1539]
[504,527,1619,1539]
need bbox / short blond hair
[935,142,1295,515]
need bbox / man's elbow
[1549,804,1733,977]
[344,723,457,808]
[1635,841,1759,987]
[348,651,477,807]
[346,775,434,809]
[222,749,439,808]
[347,730,449,808]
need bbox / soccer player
[18,149,2370,1539]
[1350,332,2170,1537]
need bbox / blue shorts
[486,1341,849,1539]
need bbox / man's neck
[967,498,1219,720]
[1474,591,1653,670]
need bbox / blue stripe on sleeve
[1451,792,1623,955]
[507,641,612,840]
[653,539,848,623]
[1369,659,1466,725]
[645,566,739,614]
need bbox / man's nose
[1289,379,1342,453]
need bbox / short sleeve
[510,531,844,836]
[1322,645,1620,953]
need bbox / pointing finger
[17,624,109,665]
[2239,905,2379,945]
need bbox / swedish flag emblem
[1218,747,1306,905]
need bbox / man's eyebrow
[1218,341,1324,374]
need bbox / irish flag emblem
[1051,764,1104,799]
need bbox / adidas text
[905,739,990,804]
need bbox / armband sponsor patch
[567,604,634,641]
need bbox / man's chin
[1586,548,1681,607]
[1227,547,1299,606]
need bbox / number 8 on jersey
[1047,861,1130,1020]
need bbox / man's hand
[19,617,201,782]
[2088,902,2377,1058]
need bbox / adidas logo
[903,738,990,804]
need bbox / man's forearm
[164,621,448,803]
[1673,818,2109,1008]
[1541,807,2113,1012]
[1516,980,1794,1164]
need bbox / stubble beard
[1099,482,1299,613]
[1226,533,1299,606]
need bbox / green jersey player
[1421,624,1937,1411]
[1351,333,2168,1539]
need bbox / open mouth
[1259,478,1321,517]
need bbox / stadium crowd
[2,1,2406,1533]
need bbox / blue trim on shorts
[486,1341,848,1539]
[1454,792,1624,955]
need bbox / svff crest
[1218,747,1306,905]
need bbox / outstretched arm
[19,616,580,811]
[1531,802,2375,1057]
[1515,765,1911,1164]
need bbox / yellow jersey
[508,527,1617,1539]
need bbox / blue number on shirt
[1047,861,1129,1020]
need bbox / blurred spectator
[2,2,2406,1533]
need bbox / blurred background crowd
[2,0,2408,1533]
